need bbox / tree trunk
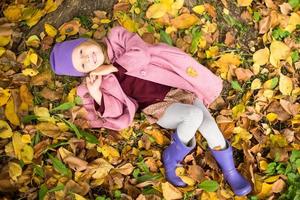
[18,0,117,50]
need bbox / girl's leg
[194,99,252,196]
[157,103,203,187]
[157,103,203,144]
[193,99,226,149]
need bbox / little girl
[50,26,252,196]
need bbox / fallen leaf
[270,41,290,67]
[259,16,271,34]
[25,35,40,48]
[0,88,11,106]
[279,74,293,95]
[253,48,270,66]
[3,5,23,22]
[170,14,199,29]
[161,182,182,200]
[5,97,20,126]
[115,163,134,175]
[237,0,253,7]
[235,68,253,81]
[44,23,58,37]
[0,120,13,139]
[8,162,22,181]
[97,145,120,163]
[272,179,285,193]
[192,5,205,15]
[59,20,81,36]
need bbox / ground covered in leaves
[0,0,300,199]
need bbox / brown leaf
[235,68,253,81]
[40,87,61,101]
[114,163,134,175]
[64,156,88,171]
[35,122,61,138]
[34,139,50,159]
[259,16,271,34]
[142,33,155,44]
[279,3,292,15]
[265,0,277,9]
[272,179,285,193]
[113,2,131,13]
[41,35,54,51]
[280,99,300,116]
[145,157,158,172]
[224,32,235,47]
[170,14,199,29]
[267,101,291,121]
[204,3,217,18]
[219,122,235,139]
[187,165,205,182]
[64,180,90,196]
[241,10,252,22]
[30,70,52,86]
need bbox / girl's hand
[90,64,118,77]
[86,76,102,105]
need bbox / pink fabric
[77,26,223,131]
[76,74,137,131]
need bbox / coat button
[140,70,146,76]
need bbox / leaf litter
[0,0,300,199]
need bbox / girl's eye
[82,64,85,69]
[80,50,82,54]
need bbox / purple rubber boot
[210,142,252,196]
[162,131,196,187]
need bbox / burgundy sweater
[99,63,171,113]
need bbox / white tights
[157,99,226,149]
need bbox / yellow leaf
[8,162,22,181]
[251,78,262,90]
[44,23,57,37]
[0,47,6,57]
[5,98,20,126]
[232,127,252,149]
[172,0,184,10]
[259,160,268,171]
[232,104,245,119]
[90,158,113,179]
[20,85,33,108]
[3,5,23,22]
[192,5,205,15]
[74,193,86,200]
[26,9,46,28]
[97,145,120,162]
[144,128,165,145]
[269,41,290,67]
[25,35,40,48]
[285,12,300,33]
[22,68,39,77]
[66,88,77,102]
[265,175,280,183]
[257,182,273,199]
[0,120,13,139]
[279,74,293,95]
[116,13,138,32]
[146,4,167,19]
[0,36,11,47]
[161,182,183,200]
[266,113,278,122]
[21,144,34,164]
[100,19,111,24]
[44,0,61,13]
[165,26,177,34]
[186,66,199,77]
[253,48,270,66]
[263,77,279,89]
[178,175,195,186]
[171,14,199,29]
[213,53,241,79]
[0,88,11,106]
[30,53,38,65]
[205,46,219,58]
[237,0,253,7]
[12,132,25,160]
[119,127,134,140]
[200,191,219,200]
[21,134,31,144]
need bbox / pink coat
[77,26,222,131]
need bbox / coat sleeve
[76,75,138,131]
[105,26,150,69]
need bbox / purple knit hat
[50,38,88,77]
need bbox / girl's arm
[86,76,102,105]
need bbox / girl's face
[72,39,105,73]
